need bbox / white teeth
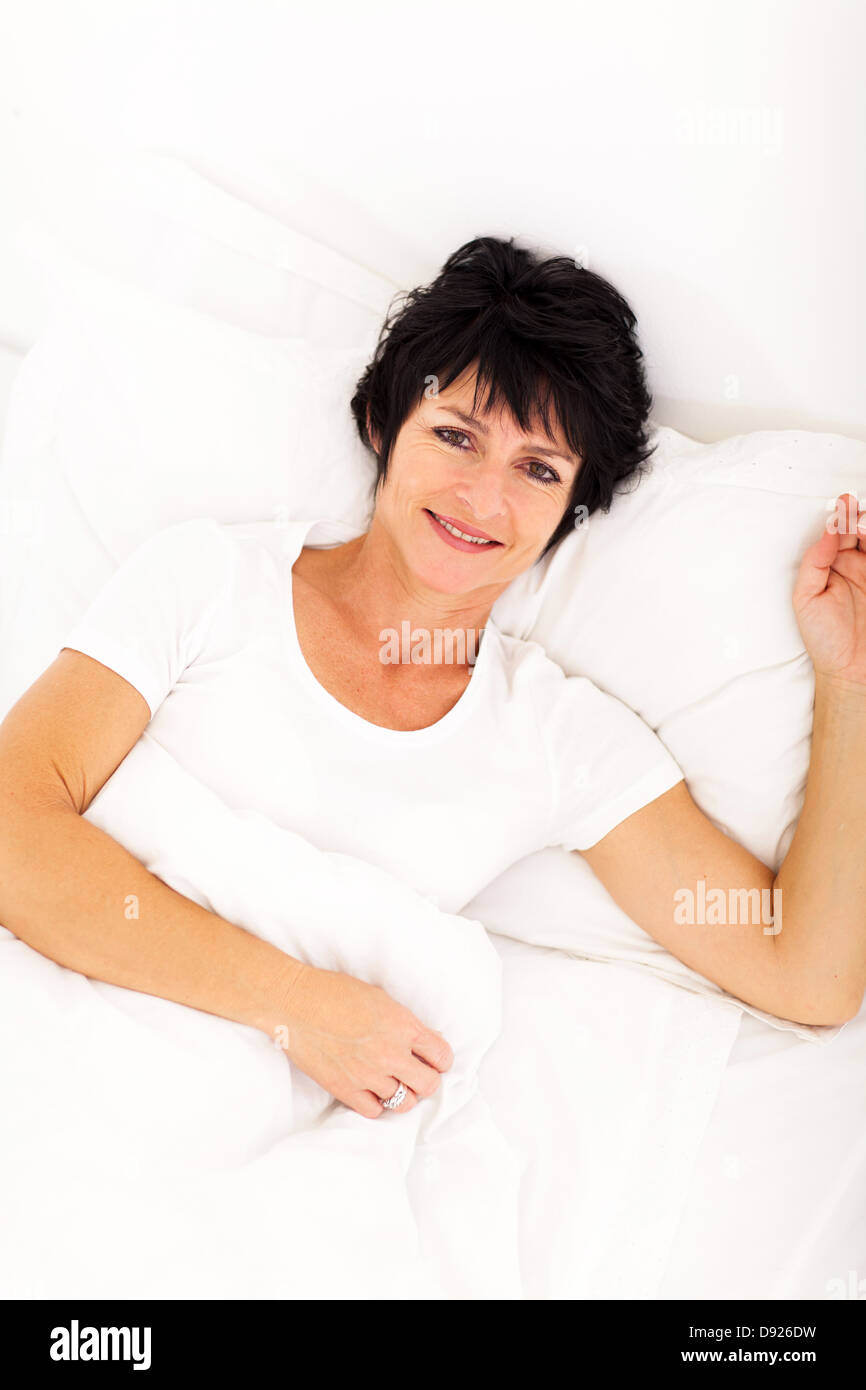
[434,514,494,544]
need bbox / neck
[320,521,506,652]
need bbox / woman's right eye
[433,427,471,449]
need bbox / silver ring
[382,1081,407,1111]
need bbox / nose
[454,456,508,523]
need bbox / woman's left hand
[793,492,866,686]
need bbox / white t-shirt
[61,517,685,913]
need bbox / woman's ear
[365,405,381,455]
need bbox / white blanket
[0,732,744,1298]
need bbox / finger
[793,525,841,606]
[830,545,866,581]
[398,1053,444,1100]
[858,504,866,553]
[352,1091,385,1119]
[410,1028,454,1073]
[833,493,862,551]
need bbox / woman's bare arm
[581,495,866,1029]
[0,649,306,1035]
[0,648,452,1117]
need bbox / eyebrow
[436,407,577,466]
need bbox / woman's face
[370,366,580,598]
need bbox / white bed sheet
[658,1001,866,1300]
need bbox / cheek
[387,449,456,502]
[513,488,569,540]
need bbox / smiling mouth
[424,509,503,549]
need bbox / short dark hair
[349,235,656,558]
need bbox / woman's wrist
[254,954,316,1042]
[814,668,866,703]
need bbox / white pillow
[482,426,866,1041]
[0,264,377,715]
[14,147,423,345]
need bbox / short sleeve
[60,518,234,718]
[540,667,685,852]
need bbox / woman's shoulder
[120,516,297,611]
[103,516,236,599]
[150,514,364,580]
[130,514,369,621]
[483,617,628,732]
[222,515,365,566]
[484,615,573,689]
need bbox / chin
[412,557,486,595]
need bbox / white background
[0,0,863,446]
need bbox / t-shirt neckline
[278,517,497,744]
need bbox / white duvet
[0,732,744,1299]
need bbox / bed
[1,151,864,1300]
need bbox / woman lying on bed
[1,236,864,1120]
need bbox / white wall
[1,0,863,445]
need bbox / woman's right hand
[272,963,455,1118]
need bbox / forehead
[428,366,575,461]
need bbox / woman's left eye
[525,460,560,486]
[433,428,560,486]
